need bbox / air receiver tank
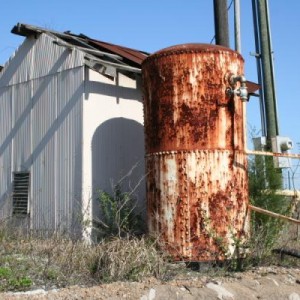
[142,44,249,262]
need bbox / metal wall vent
[12,172,30,216]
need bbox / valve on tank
[226,74,248,102]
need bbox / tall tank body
[142,44,249,261]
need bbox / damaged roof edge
[11,23,73,41]
[11,23,149,67]
[10,23,259,93]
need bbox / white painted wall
[0,32,146,239]
[82,68,146,237]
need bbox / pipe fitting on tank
[226,74,249,102]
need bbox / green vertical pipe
[252,0,267,136]
[256,0,278,141]
[256,0,282,188]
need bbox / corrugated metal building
[0,23,148,239]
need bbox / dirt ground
[1,266,300,300]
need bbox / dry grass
[0,222,168,292]
[0,219,299,292]
[89,237,166,282]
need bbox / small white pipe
[249,204,300,224]
[246,149,300,159]
[234,0,242,53]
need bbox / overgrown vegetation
[0,225,166,292]
[247,153,293,265]
[94,184,144,239]
[0,175,167,293]
[0,266,32,292]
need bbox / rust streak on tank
[142,43,249,262]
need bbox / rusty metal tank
[142,44,249,262]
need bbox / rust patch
[143,44,249,262]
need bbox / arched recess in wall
[91,117,146,225]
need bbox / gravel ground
[1,266,300,300]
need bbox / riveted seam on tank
[145,149,245,157]
[142,49,244,66]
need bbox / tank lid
[143,43,243,64]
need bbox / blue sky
[1,1,300,187]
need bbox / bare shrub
[93,164,146,240]
[89,236,166,282]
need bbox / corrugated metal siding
[12,81,32,171]
[0,33,85,87]
[0,38,34,86]
[32,34,84,80]
[0,86,12,218]
[30,67,83,233]
[0,31,84,235]
[55,68,83,233]
[31,74,57,231]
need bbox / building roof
[90,39,148,66]
[11,23,259,94]
[11,23,149,75]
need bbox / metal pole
[213,0,230,48]
[252,0,267,137]
[256,0,279,141]
[234,0,241,53]
[254,0,282,188]
[265,0,280,134]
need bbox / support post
[213,0,230,47]
[255,0,279,141]
[234,0,241,53]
